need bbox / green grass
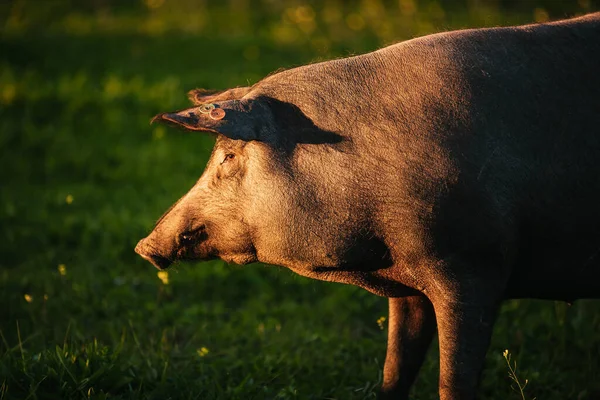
[1,1,600,399]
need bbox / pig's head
[135,89,356,273]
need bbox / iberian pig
[136,13,600,400]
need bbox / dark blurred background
[1,1,599,399]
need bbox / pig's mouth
[141,252,172,270]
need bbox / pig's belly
[504,223,600,301]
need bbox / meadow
[1,1,599,398]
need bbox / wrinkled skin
[136,14,600,400]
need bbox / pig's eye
[221,153,235,164]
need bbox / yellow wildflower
[157,270,169,285]
[65,195,74,204]
[58,264,67,276]
[377,316,387,330]
[197,347,209,357]
[24,294,33,303]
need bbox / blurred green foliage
[1,0,599,399]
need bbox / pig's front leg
[429,267,507,400]
[380,296,437,400]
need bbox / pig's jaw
[211,236,258,265]
[219,253,258,265]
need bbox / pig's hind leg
[380,296,437,400]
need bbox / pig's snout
[135,238,172,270]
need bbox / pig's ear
[187,87,251,105]
[151,98,269,141]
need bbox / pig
[136,13,600,400]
